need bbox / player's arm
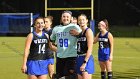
[49,42,57,52]
[45,33,57,52]
[108,32,114,61]
[93,33,99,44]
[69,29,82,37]
[80,29,93,71]
[69,25,82,37]
[45,28,57,52]
[84,29,93,63]
[21,33,33,73]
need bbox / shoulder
[53,25,61,28]
[27,33,33,38]
[108,32,113,37]
[51,25,59,32]
[85,28,93,37]
[26,32,33,40]
[86,28,93,34]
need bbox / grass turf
[0,37,140,79]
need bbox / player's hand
[69,29,79,36]
[109,55,113,61]
[80,63,86,72]
[21,65,27,74]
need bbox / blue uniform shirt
[98,32,110,61]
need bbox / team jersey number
[59,38,68,47]
[100,42,104,48]
[38,44,45,54]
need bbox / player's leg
[48,59,55,79]
[82,55,94,79]
[38,75,47,79]
[56,57,65,78]
[105,60,113,79]
[28,75,37,79]
[99,61,106,79]
[65,57,77,79]
[77,74,82,79]
[48,64,54,79]
[82,72,92,79]
[27,60,48,79]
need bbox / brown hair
[102,19,109,31]
[78,14,89,26]
[78,14,88,20]
[73,17,77,20]
[33,16,44,26]
[44,15,53,23]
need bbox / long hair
[102,19,109,31]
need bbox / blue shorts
[76,55,95,75]
[47,58,54,65]
[26,59,49,75]
[98,48,110,61]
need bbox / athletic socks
[101,72,106,79]
[108,72,113,79]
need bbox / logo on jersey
[56,32,70,38]
[78,37,86,41]
[34,39,48,44]
[99,38,108,42]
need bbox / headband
[99,21,106,27]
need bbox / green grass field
[0,37,140,79]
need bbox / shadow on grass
[113,68,140,79]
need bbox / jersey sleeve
[74,24,82,33]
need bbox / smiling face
[78,15,88,27]
[34,18,45,31]
[61,13,72,25]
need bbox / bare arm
[93,33,99,44]
[49,42,57,52]
[80,28,94,71]
[45,33,57,52]
[108,32,114,61]
[84,29,94,62]
[21,33,33,73]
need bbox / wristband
[83,60,87,64]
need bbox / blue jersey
[98,32,110,61]
[77,28,89,55]
[98,32,110,49]
[50,23,82,58]
[28,32,49,60]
